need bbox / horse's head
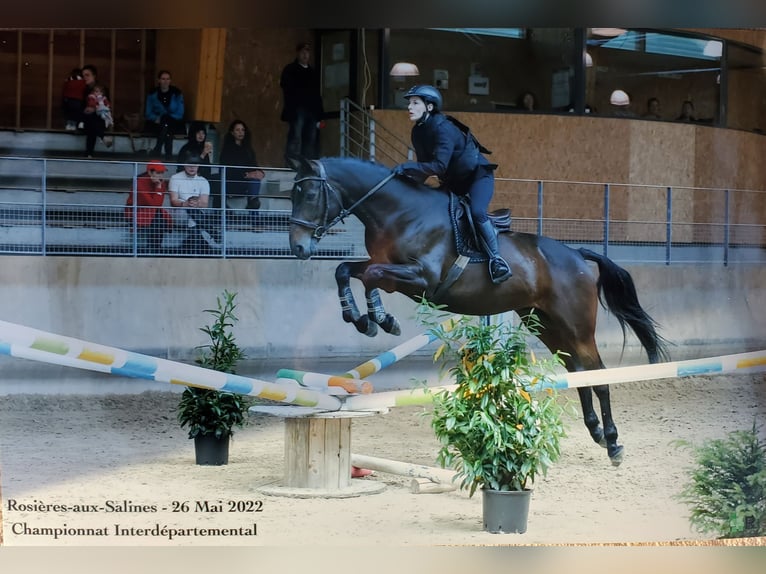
[287,156,340,259]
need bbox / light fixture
[389,62,420,77]
[703,40,723,58]
[610,89,630,106]
[591,28,627,38]
[585,52,593,67]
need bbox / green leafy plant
[672,422,766,538]
[419,302,573,496]
[177,289,252,440]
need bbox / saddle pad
[449,194,511,263]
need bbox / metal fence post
[666,186,672,265]
[369,117,376,162]
[340,99,347,158]
[132,161,138,256]
[221,166,227,256]
[603,183,610,257]
[41,158,47,256]
[537,180,543,236]
[723,189,730,266]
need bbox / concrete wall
[0,257,763,366]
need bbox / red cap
[146,160,166,173]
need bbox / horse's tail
[579,248,670,364]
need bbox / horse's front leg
[335,261,379,337]
[357,261,433,337]
[365,288,401,336]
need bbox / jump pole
[0,319,341,410]
[343,314,461,379]
[342,349,766,411]
[274,315,461,393]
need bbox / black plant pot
[194,433,230,465]
[482,488,532,534]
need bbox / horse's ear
[287,155,314,175]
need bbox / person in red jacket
[125,160,172,253]
[61,68,86,131]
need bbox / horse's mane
[320,157,428,192]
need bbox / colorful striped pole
[275,315,461,394]
[541,349,766,391]
[275,369,373,394]
[343,315,461,380]
[0,320,342,411]
[342,349,766,411]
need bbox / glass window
[726,41,766,133]
[387,28,575,113]
[586,29,722,123]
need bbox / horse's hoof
[355,317,378,337]
[608,445,624,467]
[365,323,379,337]
[381,315,401,336]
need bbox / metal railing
[340,98,414,164]
[0,155,764,264]
[0,156,366,259]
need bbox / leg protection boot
[477,219,512,284]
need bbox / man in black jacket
[280,42,323,164]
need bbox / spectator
[642,97,662,120]
[676,100,697,122]
[176,121,213,180]
[124,160,171,253]
[145,70,186,160]
[87,84,114,130]
[219,119,264,211]
[280,41,324,164]
[169,152,220,254]
[609,89,636,118]
[61,68,86,131]
[516,91,537,111]
[80,64,112,158]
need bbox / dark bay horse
[287,156,669,465]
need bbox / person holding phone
[168,152,219,253]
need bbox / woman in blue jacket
[145,70,186,160]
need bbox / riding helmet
[403,85,443,112]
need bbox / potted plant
[420,304,573,534]
[177,289,252,465]
[673,421,766,538]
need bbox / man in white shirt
[169,154,220,252]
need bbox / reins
[290,161,396,239]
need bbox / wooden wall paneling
[109,30,116,114]
[195,28,226,123]
[52,30,82,130]
[15,31,22,128]
[20,30,50,129]
[83,30,113,98]
[155,29,202,127]
[0,31,18,127]
[113,30,147,120]
[46,30,53,129]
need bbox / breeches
[464,168,495,224]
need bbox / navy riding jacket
[398,113,489,193]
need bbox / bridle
[289,161,395,239]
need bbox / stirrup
[489,258,512,284]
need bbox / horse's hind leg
[523,309,624,466]
[335,261,378,337]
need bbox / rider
[393,85,512,284]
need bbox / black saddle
[449,193,512,263]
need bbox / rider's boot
[477,219,512,284]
